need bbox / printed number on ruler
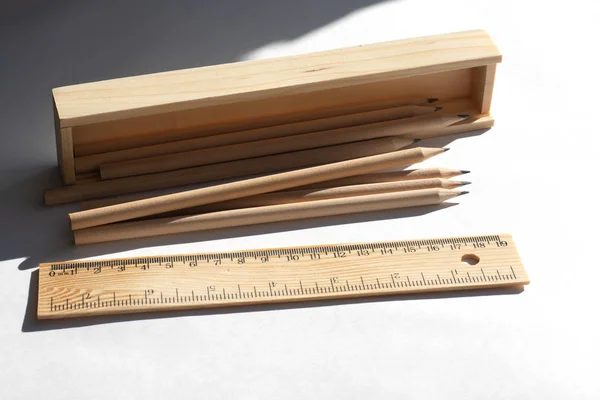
[38,234,529,319]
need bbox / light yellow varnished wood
[37,234,528,319]
[54,30,501,128]
[51,30,500,176]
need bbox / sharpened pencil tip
[459,181,472,186]
[457,191,469,196]
[427,98,438,103]
[460,170,471,174]
[457,114,470,118]
[413,138,421,143]
[443,147,450,152]
[434,106,443,111]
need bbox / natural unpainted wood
[183,178,469,214]
[136,178,471,218]
[72,95,442,156]
[472,64,497,114]
[75,171,100,184]
[75,104,438,172]
[52,30,501,173]
[79,168,469,210]
[99,114,457,180]
[58,127,76,185]
[38,234,528,319]
[54,30,501,128]
[73,188,464,244]
[398,98,493,139]
[80,178,467,214]
[45,136,412,205]
[69,147,442,230]
[295,168,468,190]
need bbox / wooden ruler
[37,234,528,319]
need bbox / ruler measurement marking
[38,235,528,318]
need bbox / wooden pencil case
[51,29,502,185]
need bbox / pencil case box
[51,29,502,185]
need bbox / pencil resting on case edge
[99,114,465,179]
[74,104,442,173]
[73,97,439,157]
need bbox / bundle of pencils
[44,98,472,245]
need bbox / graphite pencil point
[413,139,421,143]
[443,147,450,152]
[434,106,443,111]
[459,181,472,186]
[457,114,470,118]
[427,98,439,103]
[457,191,469,196]
[460,170,471,174]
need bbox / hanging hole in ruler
[461,254,480,266]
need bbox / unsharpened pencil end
[427,98,438,103]
[457,114,470,118]
[460,170,471,174]
[457,191,469,196]
[434,106,443,112]
[443,147,450,152]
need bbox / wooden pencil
[74,171,101,184]
[128,178,471,218]
[79,168,469,210]
[45,136,415,206]
[99,114,464,180]
[74,104,440,173]
[168,178,469,214]
[293,168,469,190]
[73,188,466,245]
[69,147,446,230]
[74,97,438,156]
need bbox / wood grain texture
[74,104,436,172]
[72,95,441,155]
[99,114,453,180]
[69,146,440,230]
[54,30,501,128]
[38,234,528,319]
[45,136,410,205]
[58,127,76,184]
[472,64,497,114]
[73,188,463,244]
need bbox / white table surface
[1,1,598,398]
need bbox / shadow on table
[21,202,456,330]
[23,266,523,332]
[7,130,488,333]
[5,128,486,272]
